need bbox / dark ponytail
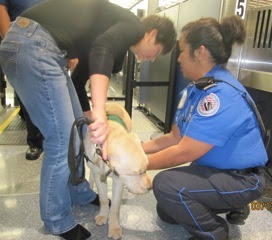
[220,15,245,60]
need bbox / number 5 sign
[235,0,248,19]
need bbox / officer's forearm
[147,136,213,170]
[147,145,190,170]
[142,132,179,154]
[142,125,181,154]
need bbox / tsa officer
[142,16,267,240]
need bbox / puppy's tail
[106,103,132,132]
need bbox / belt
[236,167,264,175]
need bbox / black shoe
[59,224,91,240]
[156,204,179,225]
[226,205,250,225]
[25,146,43,160]
[90,194,111,207]
[18,109,25,121]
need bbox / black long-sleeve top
[22,0,144,79]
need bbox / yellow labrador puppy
[84,102,152,239]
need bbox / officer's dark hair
[181,15,245,64]
[142,15,177,55]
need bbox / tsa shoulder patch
[197,93,220,116]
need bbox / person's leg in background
[153,165,265,240]
[71,59,90,113]
[17,95,44,160]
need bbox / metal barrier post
[124,42,179,134]
[164,42,179,133]
[124,51,135,116]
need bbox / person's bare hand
[88,108,109,160]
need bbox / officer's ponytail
[219,16,246,61]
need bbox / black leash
[68,117,94,186]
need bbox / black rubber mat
[0,114,27,145]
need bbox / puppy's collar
[108,114,127,130]
[118,170,147,176]
[100,167,147,183]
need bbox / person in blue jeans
[142,16,268,240]
[0,0,45,160]
[0,0,176,239]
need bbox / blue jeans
[0,17,97,234]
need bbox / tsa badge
[197,93,220,116]
[177,89,187,109]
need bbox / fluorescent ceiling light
[158,0,187,8]
[109,0,142,9]
[109,0,187,9]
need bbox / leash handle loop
[68,117,93,186]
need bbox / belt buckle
[17,17,30,28]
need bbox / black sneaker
[90,195,111,207]
[59,224,91,240]
[226,205,250,224]
[25,146,43,160]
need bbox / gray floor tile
[0,145,41,196]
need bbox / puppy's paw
[94,215,107,225]
[108,226,122,239]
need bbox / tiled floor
[0,83,272,239]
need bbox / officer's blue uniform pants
[153,165,266,240]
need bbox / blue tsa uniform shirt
[174,65,268,169]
